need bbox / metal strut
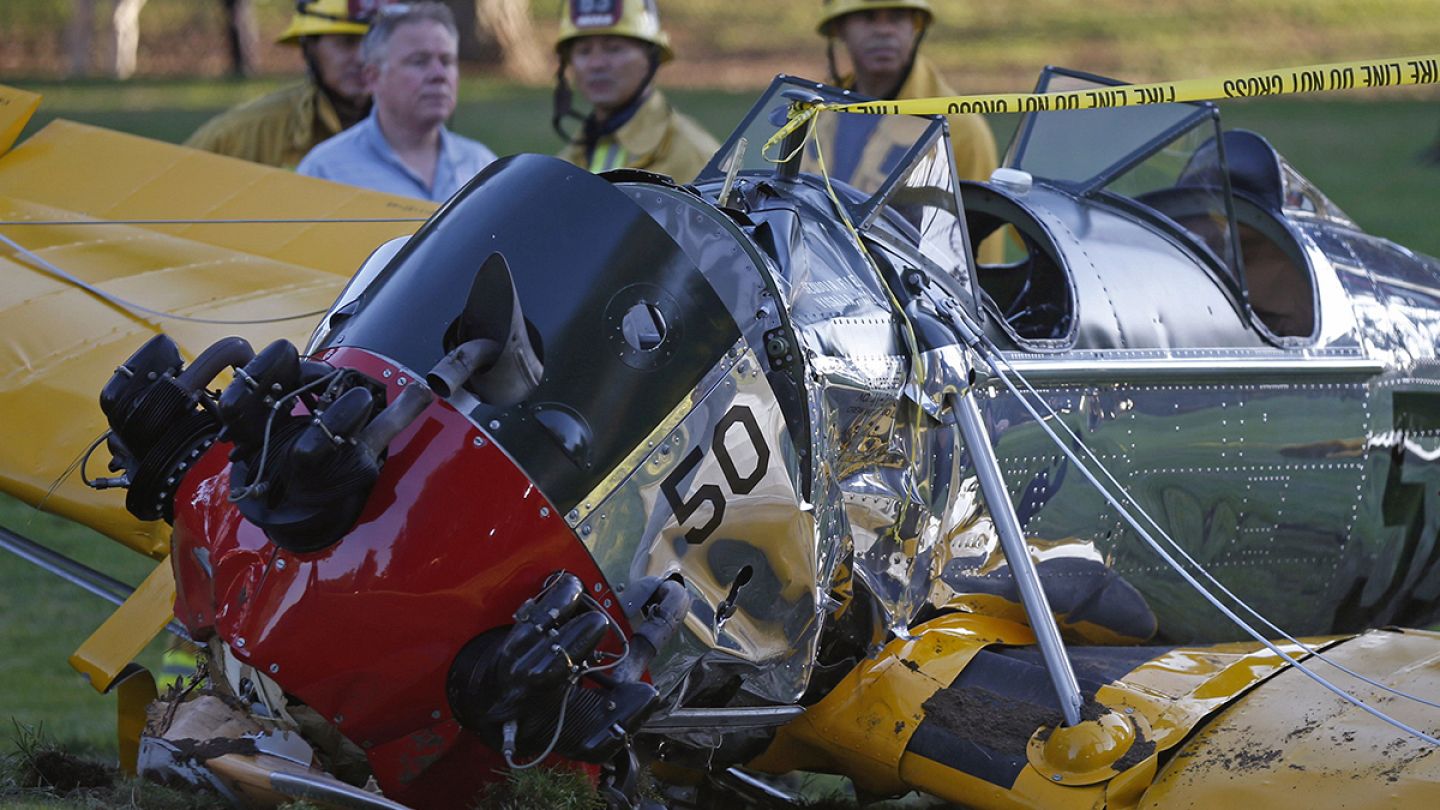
[948,322,1084,727]
[0,523,190,640]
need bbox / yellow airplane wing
[0,88,435,558]
[0,85,41,154]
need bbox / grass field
[1,71,1439,803]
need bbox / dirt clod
[20,749,114,792]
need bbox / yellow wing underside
[0,88,435,558]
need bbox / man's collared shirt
[297,110,497,202]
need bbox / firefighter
[185,0,381,168]
[818,0,1003,263]
[553,0,720,183]
[818,0,997,187]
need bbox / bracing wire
[978,338,1440,713]
[0,231,329,325]
[962,335,1440,745]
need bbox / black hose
[175,336,255,393]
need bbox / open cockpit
[694,72,1366,356]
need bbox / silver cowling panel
[578,343,821,706]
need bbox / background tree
[63,0,96,77]
[444,0,547,82]
[112,0,148,79]
[477,0,547,82]
[221,0,258,78]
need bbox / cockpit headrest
[1178,129,1285,213]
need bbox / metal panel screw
[489,420,501,430]
[275,558,287,571]
[268,663,279,674]
[540,507,550,518]
[236,637,246,648]
[473,436,487,447]
[431,710,442,720]
[383,369,393,378]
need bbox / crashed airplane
[2,70,1440,808]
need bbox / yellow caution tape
[766,53,1440,154]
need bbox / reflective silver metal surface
[580,342,820,705]
[575,78,1440,727]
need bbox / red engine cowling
[170,346,627,808]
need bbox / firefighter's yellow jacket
[835,56,1002,264]
[559,89,720,184]
[894,56,998,187]
[185,81,350,170]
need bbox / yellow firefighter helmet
[816,0,934,36]
[557,0,675,64]
[277,0,378,44]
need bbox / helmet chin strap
[551,58,584,142]
[553,44,662,147]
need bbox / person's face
[836,9,920,78]
[569,36,652,116]
[365,20,459,130]
[307,34,368,103]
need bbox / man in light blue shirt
[298,2,495,202]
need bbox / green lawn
[0,494,169,758]
[0,73,1437,772]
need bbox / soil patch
[922,685,1106,756]
[20,749,114,792]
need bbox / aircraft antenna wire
[963,334,1440,744]
[974,336,1440,713]
[0,232,330,325]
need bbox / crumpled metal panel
[742,181,977,642]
